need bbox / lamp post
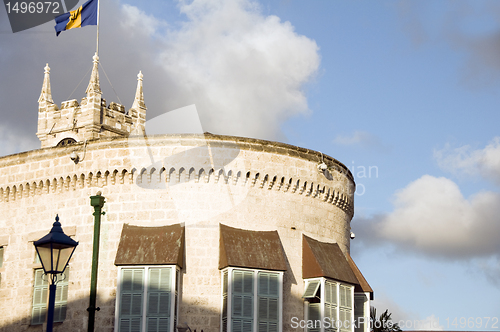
[33,215,78,332]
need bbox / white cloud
[0,0,320,158]
[470,256,500,287]
[333,131,373,146]
[434,137,500,185]
[412,315,444,331]
[333,131,388,151]
[357,175,500,259]
[372,294,443,330]
[396,1,500,88]
[120,4,166,37]
[157,0,320,140]
[371,293,416,323]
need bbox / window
[354,293,369,332]
[303,278,354,332]
[56,137,77,147]
[116,266,179,332]
[31,268,70,325]
[221,268,283,332]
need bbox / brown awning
[219,224,287,271]
[345,251,374,299]
[302,234,358,285]
[114,223,184,267]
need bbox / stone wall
[0,134,355,332]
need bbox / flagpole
[96,0,100,57]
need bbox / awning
[114,223,184,267]
[219,224,287,271]
[302,234,373,299]
[345,251,374,299]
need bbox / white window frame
[354,292,370,332]
[115,265,180,332]
[220,267,284,332]
[303,278,354,332]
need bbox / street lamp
[34,215,78,332]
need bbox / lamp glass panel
[53,247,75,274]
[36,246,53,273]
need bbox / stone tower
[36,53,147,148]
[0,52,373,332]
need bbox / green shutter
[147,268,171,315]
[174,269,179,330]
[120,318,142,332]
[325,281,337,305]
[339,285,353,332]
[147,317,170,332]
[232,270,254,332]
[0,247,4,268]
[325,303,338,332]
[308,303,321,332]
[222,270,228,332]
[340,286,346,307]
[31,268,70,325]
[340,285,353,309]
[233,270,253,294]
[257,272,280,332]
[119,267,176,332]
[147,268,172,332]
[31,269,48,325]
[119,268,144,332]
[233,319,253,332]
[346,287,352,308]
[339,309,351,332]
[354,294,368,332]
[325,281,338,332]
[303,280,321,298]
[54,268,70,322]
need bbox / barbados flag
[54,0,98,36]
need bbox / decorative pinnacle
[132,70,146,109]
[86,52,101,95]
[52,214,63,231]
[38,63,54,104]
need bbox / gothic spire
[86,52,101,94]
[38,63,54,103]
[132,71,146,109]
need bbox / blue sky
[1,0,499,330]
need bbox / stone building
[0,54,373,332]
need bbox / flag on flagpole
[54,0,98,36]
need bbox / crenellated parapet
[0,166,354,218]
[36,54,147,148]
[0,134,355,219]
